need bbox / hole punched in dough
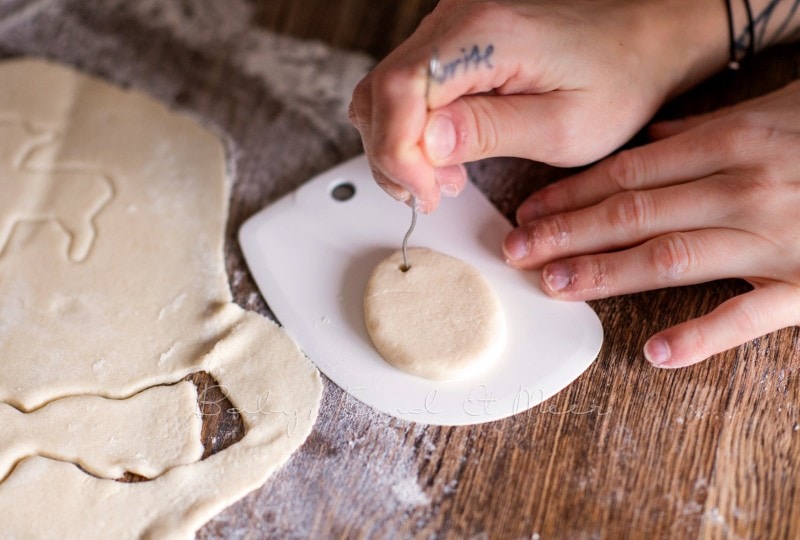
[363,247,506,381]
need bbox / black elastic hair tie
[725,0,756,69]
[743,0,756,59]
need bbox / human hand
[349,0,729,212]
[504,80,800,368]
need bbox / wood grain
[249,0,438,58]
[211,4,800,539]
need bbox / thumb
[422,92,608,168]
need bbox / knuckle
[577,256,613,294]
[347,101,358,125]
[608,191,651,235]
[463,99,499,158]
[729,302,763,336]
[606,150,646,190]
[352,76,369,100]
[529,213,572,249]
[370,68,409,101]
[535,182,560,208]
[351,77,373,111]
[650,233,696,282]
[716,112,766,155]
[739,174,779,206]
[723,166,785,215]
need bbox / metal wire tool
[401,49,440,272]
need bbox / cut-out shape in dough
[0,381,202,482]
[182,371,246,460]
[0,311,321,539]
[364,247,506,380]
[0,118,114,262]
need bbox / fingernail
[414,198,432,213]
[543,263,571,292]
[424,114,456,162]
[645,337,671,366]
[503,228,530,261]
[441,183,459,197]
[517,200,545,224]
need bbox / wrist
[730,0,800,51]
[627,0,730,99]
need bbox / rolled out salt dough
[364,247,506,380]
[0,58,322,539]
[0,381,202,481]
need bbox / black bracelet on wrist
[725,0,756,70]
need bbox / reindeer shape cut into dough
[0,119,114,262]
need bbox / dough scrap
[364,247,506,380]
[0,381,202,481]
[0,58,322,538]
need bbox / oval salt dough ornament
[364,247,506,380]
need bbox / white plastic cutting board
[239,155,603,425]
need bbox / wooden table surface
[4,1,798,538]
[202,5,800,538]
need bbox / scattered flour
[103,0,253,47]
[391,477,431,507]
[97,0,372,139]
[704,507,727,527]
[197,386,453,539]
[91,359,106,374]
[157,343,178,366]
[238,31,373,132]
[246,292,260,307]
[0,2,439,538]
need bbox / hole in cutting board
[330,181,356,202]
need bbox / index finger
[367,16,535,210]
